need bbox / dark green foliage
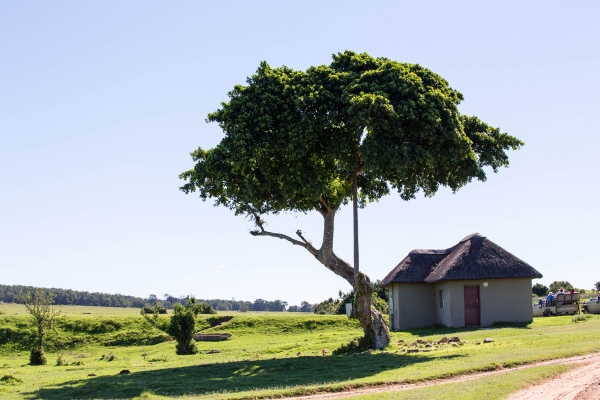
[142,305,167,314]
[251,299,288,312]
[141,297,210,355]
[0,374,23,385]
[549,281,573,293]
[314,298,342,315]
[333,336,372,355]
[594,282,600,291]
[300,301,315,312]
[168,303,199,355]
[29,349,47,365]
[0,284,145,308]
[181,51,522,216]
[370,295,388,315]
[373,280,388,302]
[532,283,549,296]
[198,303,217,314]
[314,289,388,315]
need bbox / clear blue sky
[2,1,599,306]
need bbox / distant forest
[0,285,314,312]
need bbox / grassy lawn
[0,304,598,399]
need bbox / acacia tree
[20,289,61,365]
[180,51,523,349]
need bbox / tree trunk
[353,164,359,282]
[38,323,45,352]
[251,205,391,350]
[355,272,390,350]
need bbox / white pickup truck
[582,297,600,314]
[533,293,580,317]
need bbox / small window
[439,290,444,308]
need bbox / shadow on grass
[26,353,463,399]
[407,322,532,337]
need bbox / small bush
[142,306,167,314]
[371,294,388,314]
[30,349,47,365]
[56,354,66,366]
[141,297,207,355]
[333,336,372,355]
[0,374,23,385]
[572,314,591,323]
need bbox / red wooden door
[464,286,480,326]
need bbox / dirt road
[289,352,600,399]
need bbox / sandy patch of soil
[507,354,600,400]
[289,352,600,399]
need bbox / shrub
[30,349,47,365]
[314,298,341,315]
[0,374,23,385]
[143,305,167,314]
[333,336,372,355]
[56,354,66,366]
[141,296,208,355]
[549,281,573,293]
[532,283,548,296]
[572,314,591,323]
[371,294,388,314]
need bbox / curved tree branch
[250,229,307,247]
[249,212,307,247]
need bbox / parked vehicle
[533,293,580,317]
[582,297,600,314]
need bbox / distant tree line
[156,294,286,312]
[0,285,146,308]
[0,285,318,312]
[532,281,599,297]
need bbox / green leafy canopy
[180,51,523,215]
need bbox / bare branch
[251,228,307,247]
[249,212,266,233]
[295,230,312,245]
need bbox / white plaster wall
[479,278,533,325]
[389,283,435,330]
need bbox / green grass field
[1,303,598,399]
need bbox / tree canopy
[180,51,523,218]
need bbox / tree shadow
[26,353,463,399]
[407,321,532,337]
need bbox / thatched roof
[381,233,542,286]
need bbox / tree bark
[250,206,390,350]
[353,165,359,282]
